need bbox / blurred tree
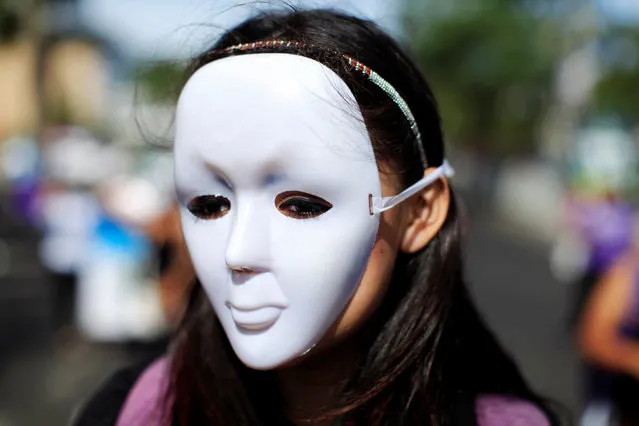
[405,0,561,156]
[135,61,186,104]
[591,27,639,126]
[0,0,20,41]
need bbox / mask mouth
[226,302,285,331]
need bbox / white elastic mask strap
[370,160,455,214]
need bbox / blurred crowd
[0,125,193,348]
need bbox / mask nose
[225,197,270,273]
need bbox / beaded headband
[214,39,454,215]
[219,40,427,167]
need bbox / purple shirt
[116,358,550,426]
[570,199,635,274]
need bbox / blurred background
[0,0,638,424]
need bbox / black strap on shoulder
[450,391,479,426]
[71,358,156,426]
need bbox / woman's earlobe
[400,170,450,254]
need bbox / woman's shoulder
[476,394,550,426]
[71,356,168,426]
[72,360,550,426]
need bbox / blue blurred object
[93,213,149,257]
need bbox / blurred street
[0,208,580,426]
[467,213,580,416]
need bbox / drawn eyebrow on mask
[201,159,234,190]
[214,175,233,190]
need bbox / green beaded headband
[218,39,428,168]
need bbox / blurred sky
[78,0,404,60]
[77,0,639,61]
[601,0,639,23]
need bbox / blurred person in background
[557,122,639,425]
[140,202,195,328]
[80,160,194,358]
[565,189,636,327]
[562,123,638,326]
[75,172,172,344]
[38,126,104,341]
[578,247,639,426]
[132,151,195,329]
[74,10,560,426]
[567,188,636,426]
[39,179,100,339]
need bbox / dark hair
[166,8,561,426]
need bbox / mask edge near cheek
[293,211,383,359]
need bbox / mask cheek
[273,212,379,351]
[180,217,230,311]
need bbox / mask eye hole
[275,191,332,220]
[187,195,231,220]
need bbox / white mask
[174,53,452,370]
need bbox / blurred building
[0,0,116,141]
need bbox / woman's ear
[400,168,451,254]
